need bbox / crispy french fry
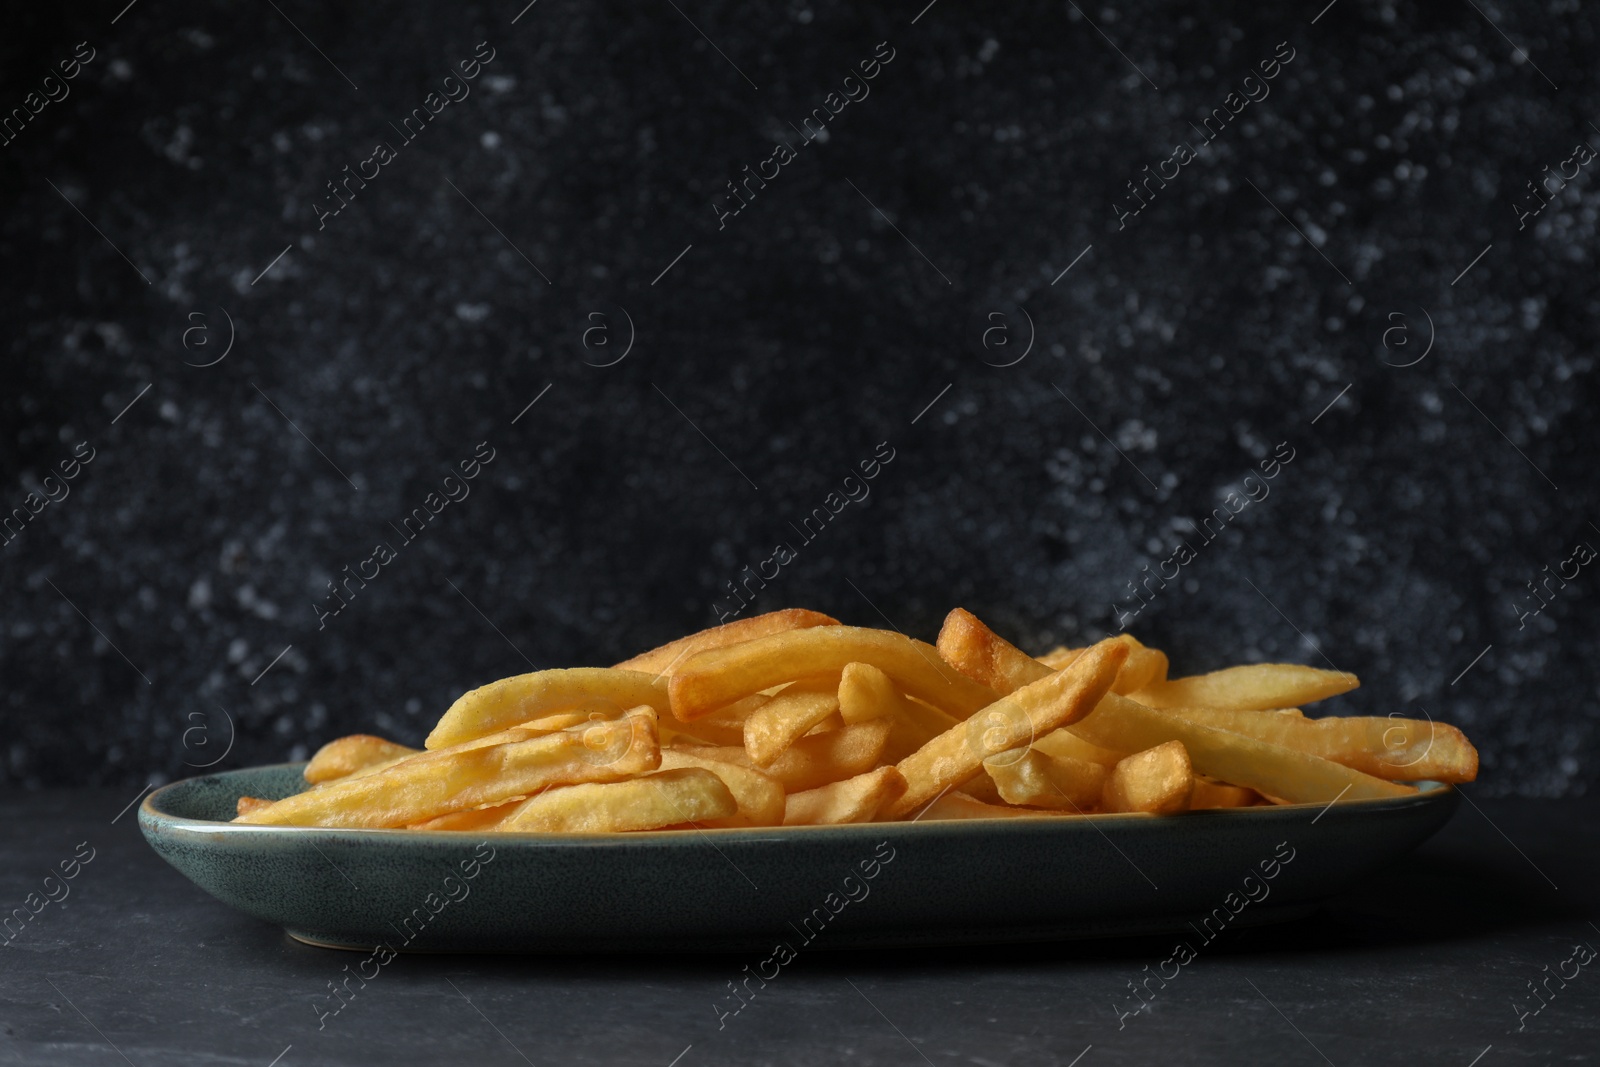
[744,679,841,765]
[660,748,785,827]
[783,767,908,825]
[410,802,521,831]
[304,735,420,784]
[934,607,1417,805]
[516,706,624,733]
[1133,705,1478,783]
[613,608,840,675]
[957,773,1006,804]
[427,668,668,749]
[838,662,900,725]
[680,719,892,793]
[499,768,737,832]
[880,638,1129,820]
[668,626,1000,722]
[1190,778,1261,809]
[1031,728,1126,766]
[1103,741,1193,814]
[238,709,661,828]
[1114,636,1169,694]
[235,796,273,817]
[1130,663,1358,711]
[938,609,1162,695]
[1072,694,1415,804]
[1037,645,1078,670]
[917,792,1055,820]
[983,748,1107,810]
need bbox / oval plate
[140,763,1458,953]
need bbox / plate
[140,763,1458,953]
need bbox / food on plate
[235,605,1478,831]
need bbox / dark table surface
[1,790,1595,1066]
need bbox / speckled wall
[1,1,1594,793]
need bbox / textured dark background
[0,0,1594,794]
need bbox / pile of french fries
[233,608,1478,832]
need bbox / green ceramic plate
[140,763,1458,953]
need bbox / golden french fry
[660,720,744,747]
[660,748,785,827]
[838,662,900,725]
[1072,694,1415,804]
[983,748,1107,810]
[1103,741,1193,814]
[304,735,420,784]
[879,638,1129,820]
[1037,645,1078,670]
[668,626,999,722]
[235,796,273,817]
[744,679,840,765]
[1135,705,1477,783]
[658,693,769,747]
[1114,636,1169,694]
[238,709,661,828]
[844,679,964,765]
[516,706,625,734]
[500,768,737,832]
[1031,728,1126,766]
[938,609,1162,695]
[426,668,668,749]
[1130,663,1358,711]
[411,802,521,831]
[918,792,1054,820]
[679,719,892,793]
[1190,778,1261,809]
[958,773,1006,804]
[783,766,908,825]
[934,607,1416,806]
[613,608,840,675]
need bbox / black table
[2,790,1595,1065]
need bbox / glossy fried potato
[256,603,1471,833]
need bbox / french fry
[1072,694,1416,804]
[410,802,521,831]
[1130,663,1358,711]
[516,706,624,734]
[1102,741,1193,814]
[679,719,892,793]
[304,735,420,784]
[917,792,1054,820]
[957,773,1006,804]
[499,768,737,832]
[660,718,747,748]
[660,748,785,827]
[235,796,273,817]
[1190,778,1261,809]
[938,609,1162,695]
[783,767,908,825]
[613,608,840,675]
[838,662,900,725]
[983,748,1107,810]
[238,709,661,828]
[1114,636,1170,694]
[1031,728,1126,766]
[880,639,1129,820]
[1037,645,1078,670]
[668,626,1000,722]
[743,679,840,765]
[807,712,847,734]
[933,608,1416,805]
[1132,705,1477,783]
[426,668,669,749]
